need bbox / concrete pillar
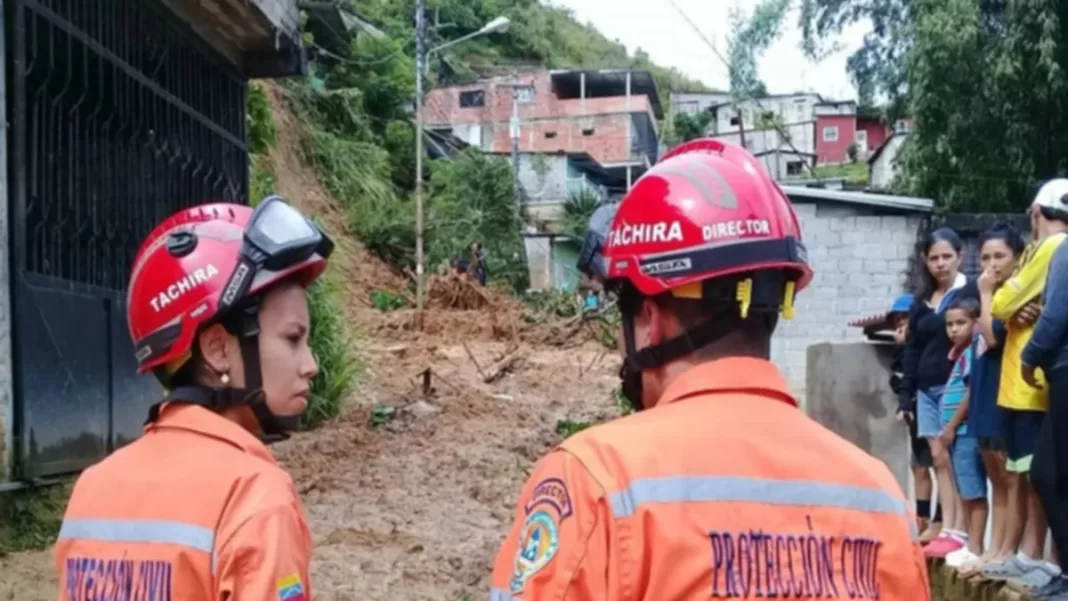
[0,5,14,483]
[805,340,910,495]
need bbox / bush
[0,481,72,553]
[303,275,360,429]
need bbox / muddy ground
[0,84,622,601]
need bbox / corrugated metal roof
[781,185,934,213]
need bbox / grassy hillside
[347,0,711,95]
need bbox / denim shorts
[952,435,988,501]
[917,385,945,438]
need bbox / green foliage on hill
[283,0,707,285]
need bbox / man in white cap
[1019,179,1068,599]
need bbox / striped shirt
[942,346,973,435]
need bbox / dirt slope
[0,84,621,601]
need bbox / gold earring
[220,372,230,385]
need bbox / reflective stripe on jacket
[490,357,928,601]
[54,404,312,601]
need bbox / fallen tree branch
[484,350,524,384]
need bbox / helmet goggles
[217,195,334,313]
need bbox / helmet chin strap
[618,311,737,412]
[145,302,302,444]
[615,273,788,411]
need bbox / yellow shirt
[992,232,1068,411]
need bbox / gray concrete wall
[805,341,910,494]
[772,202,923,398]
[516,154,570,205]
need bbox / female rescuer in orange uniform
[489,139,930,601]
[54,196,332,601]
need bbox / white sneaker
[946,547,980,568]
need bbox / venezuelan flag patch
[276,573,306,601]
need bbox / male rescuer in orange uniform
[489,139,930,601]
[54,196,332,601]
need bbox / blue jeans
[917,385,945,438]
[951,435,987,501]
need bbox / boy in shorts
[938,298,988,566]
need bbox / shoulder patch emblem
[510,477,574,593]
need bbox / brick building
[422,69,663,187]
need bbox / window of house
[729,115,740,126]
[544,131,557,139]
[893,119,909,134]
[822,125,839,142]
[516,86,535,104]
[786,161,805,176]
[459,90,485,108]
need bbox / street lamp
[413,13,510,324]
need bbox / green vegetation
[286,0,718,289]
[813,162,869,185]
[799,0,1068,211]
[0,481,72,554]
[247,83,360,430]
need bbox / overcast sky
[549,0,870,100]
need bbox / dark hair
[919,227,963,300]
[946,297,980,319]
[1039,205,1068,226]
[979,221,1025,255]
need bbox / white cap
[1032,178,1068,212]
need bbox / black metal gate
[6,0,249,478]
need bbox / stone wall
[773,202,925,398]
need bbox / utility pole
[736,108,747,150]
[413,0,427,325]
[497,75,529,264]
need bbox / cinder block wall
[773,202,925,400]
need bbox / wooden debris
[483,349,524,384]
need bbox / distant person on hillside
[982,179,1068,589]
[490,138,929,601]
[54,197,330,601]
[899,227,977,556]
[470,242,487,285]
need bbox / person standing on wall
[54,197,332,601]
[898,227,977,556]
[1017,182,1068,600]
[888,293,942,541]
[959,223,1025,575]
[489,138,930,601]
[982,179,1068,589]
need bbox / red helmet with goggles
[577,138,811,411]
[127,196,332,437]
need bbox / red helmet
[127,200,330,378]
[578,139,812,412]
[584,138,811,313]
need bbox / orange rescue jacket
[54,404,312,601]
[491,357,928,601]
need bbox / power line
[666,0,825,184]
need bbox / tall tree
[800,0,1068,211]
[727,0,791,101]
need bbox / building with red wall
[422,69,662,183]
